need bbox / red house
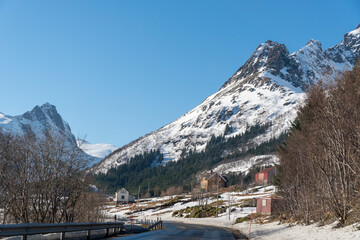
[255,167,277,185]
[256,197,281,215]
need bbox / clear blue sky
[0,0,359,147]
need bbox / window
[121,195,125,200]
[262,199,267,206]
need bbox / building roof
[203,171,228,182]
[257,166,276,174]
[257,196,281,200]
[116,187,129,193]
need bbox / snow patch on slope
[213,155,279,175]
[0,113,12,124]
[77,140,117,159]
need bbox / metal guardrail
[111,214,162,226]
[147,220,163,230]
[0,221,124,240]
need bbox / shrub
[235,216,251,223]
[172,210,180,217]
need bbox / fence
[147,220,163,230]
[0,221,124,240]
[107,214,162,225]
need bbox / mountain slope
[77,140,117,165]
[0,103,101,165]
[94,24,360,174]
[77,140,117,159]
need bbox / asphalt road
[112,221,240,240]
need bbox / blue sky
[0,0,359,147]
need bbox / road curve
[112,221,237,240]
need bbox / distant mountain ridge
[93,24,360,174]
[77,140,117,165]
[0,103,115,166]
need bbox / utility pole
[198,188,201,207]
[216,174,219,217]
[228,195,231,220]
[138,186,141,200]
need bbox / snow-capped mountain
[0,103,76,144]
[93,24,360,174]
[77,140,117,165]
[0,103,111,166]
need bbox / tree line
[93,121,284,196]
[279,64,360,226]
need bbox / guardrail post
[21,235,27,240]
[106,228,109,237]
[87,230,91,240]
[60,232,65,240]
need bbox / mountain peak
[22,102,66,133]
[306,39,322,49]
[41,102,54,107]
[254,40,287,55]
[40,102,57,112]
[25,105,46,121]
[250,40,289,67]
[336,24,360,60]
[264,40,282,46]
[221,40,290,89]
[248,40,290,74]
[347,25,360,38]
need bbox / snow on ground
[105,186,270,228]
[237,221,360,240]
[166,216,360,240]
[104,185,360,239]
[213,155,279,175]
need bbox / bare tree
[0,131,102,224]
[279,64,360,225]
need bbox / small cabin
[115,188,135,204]
[256,197,281,215]
[255,167,277,185]
[200,171,227,191]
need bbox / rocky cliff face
[93,25,360,174]
[0,103,99,165]
[0,103,76,143]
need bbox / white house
[115,188,135,204]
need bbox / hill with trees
[92,123,284,196]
